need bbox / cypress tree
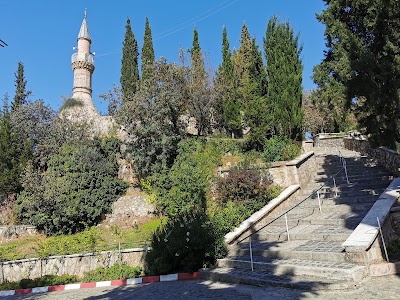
[141,17,155,82]
[12,61,31,112]
[120,18,139,101]
[188,28,211,136]
[264,16,303,140]
[214,27,241,137]
[233,22,254,96]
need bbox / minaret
[70,10,99,119]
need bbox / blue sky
[0,0,326,114]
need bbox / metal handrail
[241,142,350,271]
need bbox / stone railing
[0,248,146,283]
[342,178,400,264]
[344,138,400,176]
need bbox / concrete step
[229,240,346,263]
[248,224,354,242]
[297,212,364,227]
[294,202,373,213]
[304,182,389,195]
[314,174,393,184]
[306,188,385,199]
[319,194,378,204]
[216,256,368,282]
[201,267,362,290]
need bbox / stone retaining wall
[0,226,37,242]
[344,138,400,176]
[269,152,317,189]
[314,135,345,148]
[0,248,146,283]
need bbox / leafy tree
[0,95,34,200]
[0,107,20,200]
[120,18,139,101]
[214,27,241,137]
[151,139,221,219]
[141,17,155,82]
[16,138,127,235]
[116,58,187,178]
[12,61,31,112]
[315,0,400,148]
[187,29,212,136]
[10,100,56,146]
[264,16,303,140]
[100,85,123,116]
[302,91,334,134]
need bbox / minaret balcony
[71,53,95,65]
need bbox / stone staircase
[202,147,394,290]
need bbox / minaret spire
[78,9,91,41]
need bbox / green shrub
[16,137,128,235]
[207,138,245,156]
[214,168,276,206]
[0,275,78,291]
[35,227,100,257]
[59,98,83,112]
[282,141,301,161]
[263,136,300,162]
[151,139,221,219]
[211,168,281,240]
[83,264,142,282]
[144,213,217,275]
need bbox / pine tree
[12,61,31,112]
[214,27,241,137]
[264,16,303,140]
[141,17,155,82]
[188,28,211,136]
[120,18,139,101]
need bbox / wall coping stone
[269,151,314,168]
[342,178,400,252]
[224,184,300,244]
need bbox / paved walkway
[5,275,400,300]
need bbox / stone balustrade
[344,138,400,176]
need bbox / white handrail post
[377,217,390,262]
[285,213,290,241]
[333,177,338,198]
[317,191,322,213]
[344,160,350,184]
[249,236,254,272]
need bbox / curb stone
[0,272,200,297]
